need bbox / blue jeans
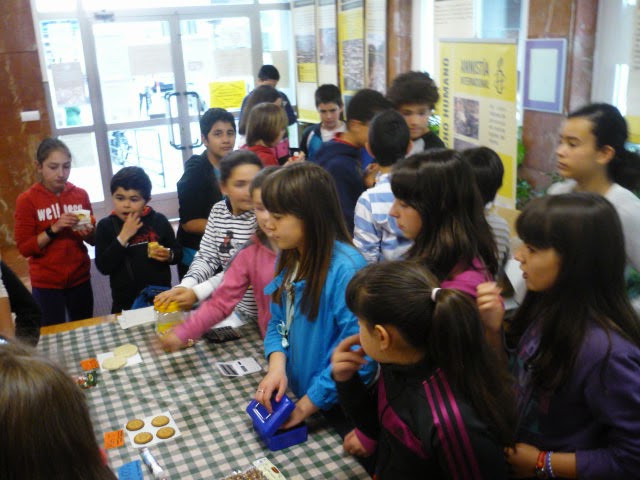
[32,280,94,326]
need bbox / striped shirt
[485,209,511,267]
[353,173,412,263]
[180,199,257,317]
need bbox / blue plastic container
[246,395,308,451]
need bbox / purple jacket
[513,321,640,479]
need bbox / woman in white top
[548,103,640,272]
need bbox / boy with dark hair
[460,146,510,267]
[95,166,182,313]
[354,110,412,263]
[176,107,235,278]
[240,64,296,126]
[315,88,392,234]
[300,84,346,161]
[386,71,445,155]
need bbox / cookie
[151,415,169,427]
[134,432,153,444]
[125,419,144,431]
[102,356,127,371]
[156,427,175,440]
[113,344,138,359]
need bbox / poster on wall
[293,0,319,122]
[317,0,339,86]
[439,39,517,207]
[338,0,365,98]
[627,3,640,144]
[434,0,475,39]
[365,0,386,93]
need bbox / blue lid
[117,460,144,480]
[246,394,295,438]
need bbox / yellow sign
[439,40,518,207]
[208,81,246,110]
[297,63,317,83]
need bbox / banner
[439,39,517,207]
[338,0,365,97]
[628,3,640,144]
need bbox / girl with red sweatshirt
[14,138,94,326]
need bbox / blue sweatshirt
[263,241,375,410]
[315,136,364,235]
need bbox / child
[239,64,296,128]
[332,260,515,479]
[477,193,640,478]
[315,89,392,234]
[176,107,235,279]
[0,261,41,346]
[548,103,640,272]
[238,85,282,138]
[300,84,346,161]
[253,163,376,429]
[460,146,511,268]
[14,137,95,326]
[95,167,182,313]
[0,341,116,479]
[386,71,445,155]
[390,149,498,298]
[155,151,262,316]
[241,103,288,167]
[160,166,280,351]
[353,109,412,263]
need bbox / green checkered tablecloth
[38,321,370,480]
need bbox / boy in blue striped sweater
[353,110,412,263]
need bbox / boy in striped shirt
[353,110,412,263]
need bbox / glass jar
[154,301,183,336]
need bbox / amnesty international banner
[338,0,365,97]
[439,39,517,207]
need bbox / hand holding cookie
[148,242,171,262]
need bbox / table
[38,318,370,479]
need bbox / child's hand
[148,244,171,262]
[74,223,94,238]
[154,287,194,310]
[159,331,188,352]
[363,163,380,188]
[283,151,304,166]
[52,212,79,233]
[255,353,288,413]
[476,282,504,334]
[279,395,318,430]
[118,212,142,244]
[504,443,542,478]
[343,429,371,457]
[331,334,368,382]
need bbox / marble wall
[0,0,50,248]
[521,0,598,189]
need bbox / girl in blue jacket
[254,162,376,429]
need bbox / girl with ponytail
[331,260,515,479]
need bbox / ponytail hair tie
[431,288,441,302]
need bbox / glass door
[35,2,291,220]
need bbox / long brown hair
[0,341,116,480]
[261,162,351,319]
[346,261,516,446]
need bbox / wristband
[534,451,548,479]
[545,451,555,478]
[44,226,57,239]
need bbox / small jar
[154,301,183,336]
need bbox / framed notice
[523,38,567,114]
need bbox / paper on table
[97,351,143,373]
[216,357,262,377]
[117,306,156,329]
